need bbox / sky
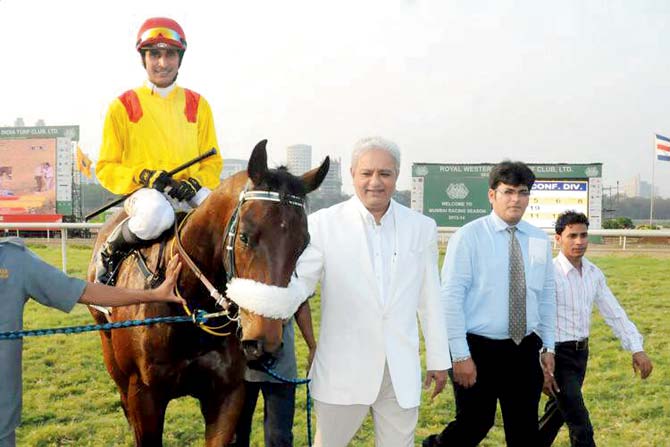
[2,0,670,197]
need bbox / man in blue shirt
[424,161,556,447]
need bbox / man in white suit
[292,136,451,446]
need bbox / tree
[35,119,45,127]
[603,217,635,229]
[14,117,25,127]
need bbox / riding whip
[84,148,218,221]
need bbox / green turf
[14,245,670,446]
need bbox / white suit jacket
[293,197,451,408]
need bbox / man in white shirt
[538,211,653,447]
[292,136,451,447]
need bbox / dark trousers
[435,333,544,447]
[538,342,595,447]
[231,381,296,447]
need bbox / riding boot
[95,219,143,284]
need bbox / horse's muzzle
[242,340,282,363]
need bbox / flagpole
[650,134,655,227]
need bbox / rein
[171,180,306,335]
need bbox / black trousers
[231,381,296,447]
[435,333,544,447]
[538,341,595,447]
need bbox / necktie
[507,226,526,345]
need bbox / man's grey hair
[351,136,401,174]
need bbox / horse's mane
[253,166,308,197]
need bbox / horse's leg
[200,383,245,447]
[126,374,168,447]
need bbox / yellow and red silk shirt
[97,84,222,195]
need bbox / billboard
[411,163,602,229]
[0,126,79,222]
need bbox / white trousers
[313,363,418,447]
[123,187,210,240]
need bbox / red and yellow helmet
[136,17,186,52]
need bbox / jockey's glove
[138,169,172,192]
[168,177,201,202]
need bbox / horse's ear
[301,156,330,193]
[247,139,268,185]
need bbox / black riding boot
[95,219,143,284]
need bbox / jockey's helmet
[136,17,187,52]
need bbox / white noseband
[226,278,304,319]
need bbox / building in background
[221,158,248,180]
[623,174,657,198]
[318,157,342,197]
[286,144,312,176]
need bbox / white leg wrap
[226,278,305,319]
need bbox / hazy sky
[2,0,670,196]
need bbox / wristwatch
[540,347,555,355]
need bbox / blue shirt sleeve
[442,229,473,358]
[20,249,85,313]
[536,237,556,348]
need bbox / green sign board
[411,163,603,229]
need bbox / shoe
[95,218,142,284]
[95,249,126,285]
[422,434,442,447]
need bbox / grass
[14,244,670,446]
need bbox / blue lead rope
[261,363,313,447]
[0,312,314,446]
[0,311,210,340]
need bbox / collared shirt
[146,79,176,98]
[0,238,85,439]
[352,197,396,305]
[442,212,556,358]
[554,252,644,352]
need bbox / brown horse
[87,140,329,446]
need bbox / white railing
[0,222,103,273]
[1,223,668,272]
[438,227,670,250]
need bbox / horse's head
[223,140,329,363]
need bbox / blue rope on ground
[0,311,210,340]
[262,364,313,447]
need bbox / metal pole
[650,135,655,227]
[61,228,67,273]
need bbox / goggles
[137,27,186,50]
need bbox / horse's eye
[239,233,249,246]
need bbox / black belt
[556,338,589,351]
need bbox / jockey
[95,17,222,284]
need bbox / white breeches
[123,187,211,240]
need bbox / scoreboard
[525,180,589,228]
[411,163,602,229]
[0,125,79,222]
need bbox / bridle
[223,181,306,282]
[172,180,307,335]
